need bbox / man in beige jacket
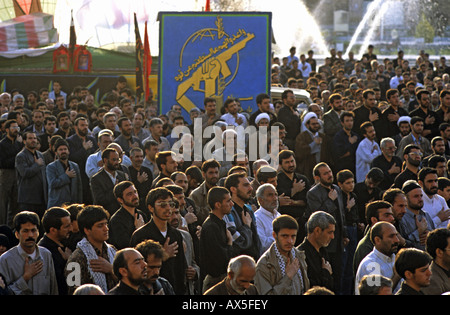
[254,215,310,295]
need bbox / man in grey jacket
[46,139,83,208]
[15,131,47,218]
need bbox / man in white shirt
[356,121,382,183]
[418,167,450,229]
[354,221,402,294]
[220,98,248,128]
[299,54,312,78]
[389,66,404,89]
[86,129,113,178]
[254,183,281,255]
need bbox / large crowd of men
[1,45,450,296]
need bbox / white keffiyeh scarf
[77,237,116,293]
[274,244,304,294]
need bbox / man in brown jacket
[254,215,310,295]
[422,228,450,295]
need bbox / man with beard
[90,148,127,215]
[38,207,73,295]
[167,199,200,294]
[189,159,220,225]
[254,183,281,254]
[204,255,258,295]
[15,132,48,218]
[254,214,310,295]
[399,180,435,250]
[128,147,153,219]
[295,113,331,183]
[418,167,450,229]
[276,150,310,241]
[136,239,175,295]
[371,137,402,190]
[306,162,347,294]
[393,116,411,148]
[55,111,75,139]
[38,115,57,152]
[224,172,261,262]
[130,187,187,295]
[108,248,147,295]
[46,139,83,208]
[380,89,409,139]
[352,89,383,137]
[109,181,147,250]
[323,93,345,140]
[67,117,98,204]
[114,117,143,157]
[200,187,234,293]
[65,205,117,294]
[333,111,360,175]
[278,90,301,150]
[0,119,23,226]
[422,136,449,168]
[393,144,423,189]
[0,211,58,295]
[298,211,335,292]
[354,221,402,294]
[355,122,382,183]
[410,90,440,141]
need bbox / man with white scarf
[254,214,310,295]
[65,205,117,295]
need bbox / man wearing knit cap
[295,113,331,183]
[399,180,435,250]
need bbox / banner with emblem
[157,11,272,121]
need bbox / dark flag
[134,13,144,101]
[143,21,152,104]
[69,10,76,69]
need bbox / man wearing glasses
[130,187,187,295]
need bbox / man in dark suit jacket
[90,148,127,216]
[305,162,347,294]
[15,131,48,218]
[67,117,98,204]
[323,93,344,140]
[46,139,83,208]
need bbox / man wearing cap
[393,116,411,148]
[399,180,435,250]
[295,113,331,183]
[249,93,277,127]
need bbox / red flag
[205,0,210,11]
[143,21,152,103]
